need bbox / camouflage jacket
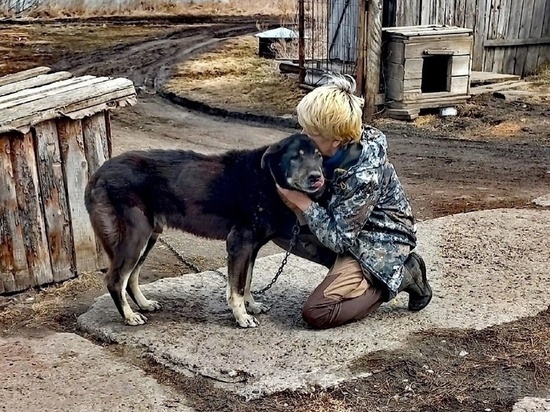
[303,126,417,300]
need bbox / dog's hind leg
[244,246,270,315]
[126,230,163,313]
[106,212,154,326]
[226,226,258,328]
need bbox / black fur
[85,133,325,327]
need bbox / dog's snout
[308,171,322,184]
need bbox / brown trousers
[273,226,384,329]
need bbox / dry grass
[0,271,104,330]
[528,61,550,86]
[6,0,297,19]
[165,35,306,116]
[0,23,180,76]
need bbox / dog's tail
[85,180,122,261]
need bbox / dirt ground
[1,18,549,412]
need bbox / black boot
[398,252,432,311]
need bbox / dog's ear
[260,141,285,170]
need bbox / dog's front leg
[244,249,270,315]
[226,226,259,328]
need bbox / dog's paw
[140,300,162,312]
[246,300,270,315]
[124,312,148,326]
[236,314,259,328]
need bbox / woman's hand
[276,184,313,212]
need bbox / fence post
[298,0,306,85]
[356,0,367,99]
[364,0,383,122]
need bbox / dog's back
[85,147,269,252]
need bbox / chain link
[158,220,301,296]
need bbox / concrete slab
[78,209,550,400]
[0,332,193,412]
[512,397,550,412]
[533,194,550,207]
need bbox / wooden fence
[386,0,550,76]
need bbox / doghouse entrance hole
[421,55,451,93]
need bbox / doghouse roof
[255,27,298,39]
[0,67,137,134]
[382,25,472,39]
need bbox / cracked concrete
[78,209,550,400]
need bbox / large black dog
[84,134,327,328]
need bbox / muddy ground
[0,19,549,412]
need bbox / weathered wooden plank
[492,0,512,73]
[11,131,53,288]
[364,0,383,121]
[514,0,536,75]
[104,111,113,159]
[386,77,404,100]
[33,121,75,283]
[463,0,476,30]
[455,0,466,28]
[387,41,406,64]
[0,67,51,87]
[420,0,432,24]
[0,72,74,98]
[57,119,98,273]
[483,0,500,71]
[537,1,550,69]
[485,37,550,47]
[0,87,136,134]
[444,0,455,26]
[0,78,134,124]
[470,70,521,84]
[404,37,473,58]
[0,135,30,294]
[0,76,96,108]
[524,0,547,75]
[502,0,526,74]
[386,58,424,80]
[0,76,111,112]
[472,0,490,70]
[451,55,471,76]
[386,26,472,36]
[82,113,110,270]
[450,75,470,93]
[469,80,526,94]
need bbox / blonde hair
[296,73,364,144]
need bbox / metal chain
[158,220,301,296]
[252,222,300,296]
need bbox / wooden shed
[0,67,137,294]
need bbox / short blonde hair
[296,74,364,144]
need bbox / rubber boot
[398,252,432,311]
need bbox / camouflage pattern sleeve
[303,169,381,254]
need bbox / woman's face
[303,130,341,157]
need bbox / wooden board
[0,72,74,98]
[34,120,75,283]
[58,119,98,274]
[0,135,31,293]
[82,113,110,270]
[0,67,51,87]
[0,69,136,134]
[1,78,136,133]
[470,70,521,85]
[11,132,53,288]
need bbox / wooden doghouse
[383,25,473,120]
[0,67,136,294]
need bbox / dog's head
[261,133,326,198]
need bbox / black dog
[84,134,325,327]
